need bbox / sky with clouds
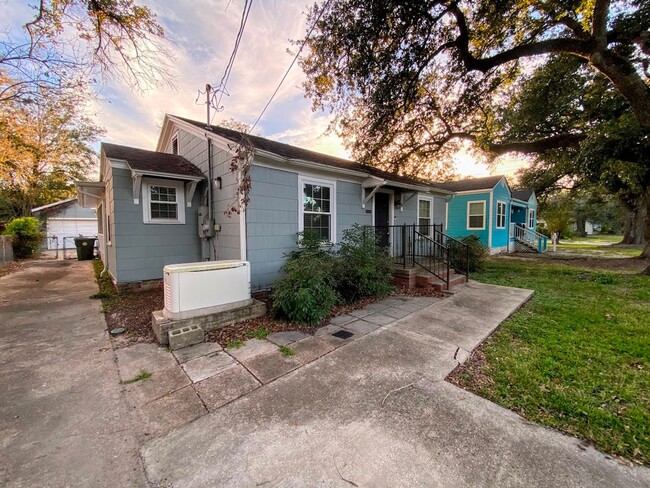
[5,0,526,179]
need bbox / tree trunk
[621,204,645,245]
[576,217,587,237]
[642,186,650,259]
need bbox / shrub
[272,246,337,325]
[3,217,43,258]
[334,224,394,303]
[448,234,489,273]
[536,223,551,238]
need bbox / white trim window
[467,200,486,230]
[496,201,506,229]
[142,178,186,224]
[417,196,433,235]
[528,208,535,229]
[298,176,336,243]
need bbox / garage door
[47,218,98,249]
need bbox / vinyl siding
[491,179,511,250]
[245,165,299,289]
[110,167,202,283]
[176,129,241,261]
[246,166,376,290]
[47,202,97,220]
[445,191,491,246]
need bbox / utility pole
[205,84,212,129]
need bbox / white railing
[510,223,548,253]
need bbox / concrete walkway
[115,295,444,438]
[141,282,649,488]
[0,261,147,487]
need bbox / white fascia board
[130,169,204,182]
[31,197,77,213]
[254,148,367,178]
[164,115,237,154]
[451,188,495,195]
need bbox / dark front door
[374,192,390,247]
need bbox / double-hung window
[143,178,186,224]
[467,201,485,230]
[528,209,535,229]
[299,176,336,243]
[496,201,506,229]
[418,197,433,235]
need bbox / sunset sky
[6,0,527,179]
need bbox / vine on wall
[224,135,254,217]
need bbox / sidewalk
[141,282,649,487]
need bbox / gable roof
[102,142,204,179]
[170,116,449,192]
[512,189,534,201]
[31,198,77,214]
[434,175,504,192]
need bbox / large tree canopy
[299,0,650,263]
[0,0,173,103]
[0,85,103,220]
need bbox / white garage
[32,198,98,250]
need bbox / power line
[249,0,332,133]
[195,0,253,122]
[212,0,253,120]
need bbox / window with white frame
[142,178,186,224]
[496,201,506,229]
[528,208,535,228]
[467,201,485,230]
[299,176,335,243]
[418,197,433,235]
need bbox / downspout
[206,135,215,261]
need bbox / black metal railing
[371,223,470,289]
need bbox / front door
[374,192,390,247]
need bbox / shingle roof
[173,116,445,190]
[512,189,534,201]
[102,142,204,179]
[434,175,504,192]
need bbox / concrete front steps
[392,266,467,291]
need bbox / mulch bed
[102,289,162,348]
[98,278,446,349]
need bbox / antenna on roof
[205,84,212,129]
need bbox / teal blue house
[437,175,545,254]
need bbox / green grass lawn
[555,239,642,257]
[451,258,649,465]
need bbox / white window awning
[129,169,203,207]
[75,181,105,208]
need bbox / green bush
[448,234,489,273]
[272,247,337,325]
[334,224,394,303]
[3,217,43,258]
[536,223,551,238]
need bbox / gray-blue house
[77,114,452,290]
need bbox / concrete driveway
[142,283,649,488]
[0,260,147,487]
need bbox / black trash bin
[74,237,95,261]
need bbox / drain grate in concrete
[332,330,354,339]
